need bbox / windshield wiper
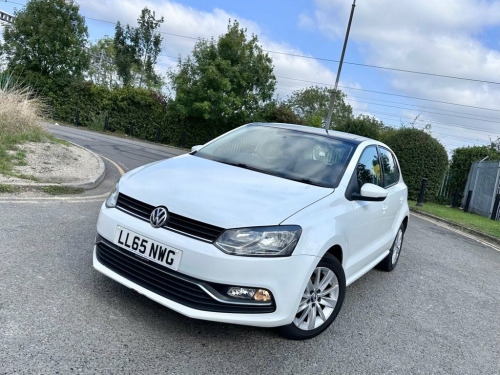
[233,162,264,173]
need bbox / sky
[1,0,500,154]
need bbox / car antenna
[324,0,356,133]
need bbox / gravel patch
[0,141,100,185]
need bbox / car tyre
[278,253,345,340]
[377,223,405,272]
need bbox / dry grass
[0,78,45,141]
[0,77,49,176]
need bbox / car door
[344,145,388,278]
[379,146,406,235]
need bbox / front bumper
[93,204,319,327]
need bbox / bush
[383,128,448,201]
[449,146,500,198]
[335,115,383,140]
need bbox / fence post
[416,178,428,206]
[74,110,80,127]
[129,122,134,136]
[464,190,473,213]
[491,194,500,221]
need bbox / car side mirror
[191,145,203,153]
[351,183,388,202]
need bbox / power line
[158,58,500,118]
[276,76,500,112]
[274,84,499,136]
[81,13,500,86]
[2,0,23,5]
[267,50,500,86]
[341,95,500,121]
[275,84,500,124]
[350,108,499,136]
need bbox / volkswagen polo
[94,123,409,339]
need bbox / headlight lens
[215,225,301,256]
[105,183,120,208]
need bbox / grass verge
[0,184,18,193]
[409,200,500,240]
[41,186,84,195]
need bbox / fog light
[227,287,256,299]
[253,289,272,302]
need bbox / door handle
[382,204,388,213]
[399,196,404,204]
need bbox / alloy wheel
[392,228,403,265]
[293,267,339,331]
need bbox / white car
[94,123,409,339]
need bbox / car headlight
[105,182,120,208]
[215,226,301,257]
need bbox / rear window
[379,147,400,187]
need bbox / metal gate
[463,161,500,221]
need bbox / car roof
[247,122,370,145]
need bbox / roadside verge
[0,140,105,192]
[410,208,500,248]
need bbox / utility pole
[324,0,356,132]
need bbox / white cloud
[310,0,500,149]
[298,13,315,31]
[79,0,359,101]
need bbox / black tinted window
[379,147,400,187]
[357,146,381,188]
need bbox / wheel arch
[402,216,409,231]
[325,244,343,266]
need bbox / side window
[379,147,400,187]
[357,146,382,188]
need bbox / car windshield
[194,125,356,188]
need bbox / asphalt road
[1,126,499,374]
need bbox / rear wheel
[278,254,345,340]
[377,223,405,272]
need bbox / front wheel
[278,254,346,340]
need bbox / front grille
[96,237,275,314]
[116,193,224,242]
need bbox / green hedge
[382,128,448,201]
[18,74,171,143]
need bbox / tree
[262,102,305,125]
[113,21,139,87]
[135,8,164,89]
[383,128,448,201]
[286,86,353,128]
[335,114,385,140]
[87,37,118,88]
[1,0,89,79]
[113,7,164,89]
[168,20,276,146]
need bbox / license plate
[113,226,182,271]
